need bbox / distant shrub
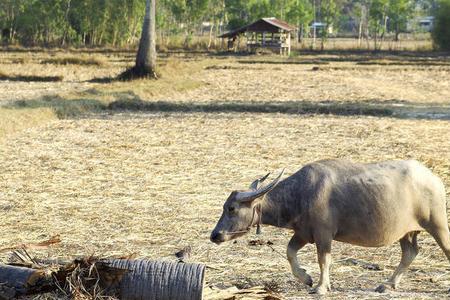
[432,0,450,50]
[10,57,31,64]
[0,71,63,82]
[12,95,106,118]
[41,56,107,66]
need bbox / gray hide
[210,159,448,295]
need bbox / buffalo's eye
[228,206,235,213]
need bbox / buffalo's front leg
[312,239,332,295]
[287,235,313,287]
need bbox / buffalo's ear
[249,172,271,190]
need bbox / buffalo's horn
[236,169,285,202]
[249,172,271,190]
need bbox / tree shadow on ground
[5,91,450,120]
[8,95,106,118]
[107,97,394,117]
[236,57,450,66]
[107,97,450,120]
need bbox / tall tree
[225,0,251,29]
[206,0,226,49]
[388,0,414,41]
[355,0,370,47]
[285,0,313,42]
[432,0,450,50]
[318,0,340,50]
[369,0,389,50]
[171,0,209,46]
[0,0,26,43]
[121,0,157,79]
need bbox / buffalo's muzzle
[210,231,225,244]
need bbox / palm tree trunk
[135,0,157,77]
[61,0,71,47]
[358,3,363,47]
[207,21,214,50]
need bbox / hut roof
[219,18,297,38]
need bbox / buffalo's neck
[260,187,300,229]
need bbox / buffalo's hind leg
[426,224,450,264]
[421,205,450,292]
[287,234,313,287]
[376,231,419,293]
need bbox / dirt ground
[0,51,122,104]
[1,50,450,299]
[176,61,450,104]
[1,50,449,105]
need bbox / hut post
[237,35,241,52]
[287,31,291,56]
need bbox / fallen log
[107,259,206,300]
[0,259,206,300]
[0,265,54,299]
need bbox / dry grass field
[0,48,449,299]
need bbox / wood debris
[203,285,285,300]
[338,258,384,271]
[0,250,127,300]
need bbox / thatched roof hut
[219,18,297,55]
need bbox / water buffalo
[210,159,448,294]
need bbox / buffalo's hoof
[309,285,330,295]
[294,271,313,287]
[304,274,313,287]
[376,282,397,293]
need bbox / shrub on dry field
[0,71,63,82]
[9,57,31,64]
[11,96,106,118]
[40,55,107,66]
[293,37,433,52]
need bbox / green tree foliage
[167,0,209,45]
[0,0,438,47]
[285,0,313,41]
[0,0,27,42]
[368,0,419,47]
[285,0,313,26]
[17,0,67,45]
[318,0,342,48]
[432,0,450,50]
[369,0,389,49]
[0,0,145,46]
[225,0,312,30]
[387,0,414,41]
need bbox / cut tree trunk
[0,265,55,299]
[107,259,206,300]
[0,260,206,300]
[120,0,157,79]
[135,0,156,75]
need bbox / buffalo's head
[210,170,284,244]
